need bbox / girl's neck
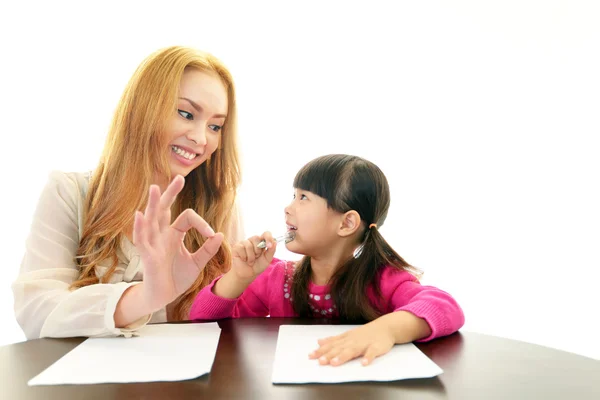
[309,258,338,286]
[309,243,356,286]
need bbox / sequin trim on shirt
[283,261,337,317]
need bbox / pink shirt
[190,258,465,341]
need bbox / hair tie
[369,223,377,229]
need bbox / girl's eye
[300,194,308,200]
[178,110,193,120]
[209,124,222,133]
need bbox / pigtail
[291,257,313,317]
[331,226,408,322]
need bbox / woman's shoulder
[44,170,92,200]
[38,171,92,239]
[47,170,91,188]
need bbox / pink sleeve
[189,259,284,320]
[378,268,465,342]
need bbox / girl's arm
[384,271,465,342]
[309,268,464,366]
[189,258,286,320]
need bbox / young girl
[12,46,244,339]
[190,154,464,367]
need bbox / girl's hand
[230,232,276,280]
[133,175,223,312]
[309,319,396,366]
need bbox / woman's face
[165,68,228,179]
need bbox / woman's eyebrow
[179,97,227,118]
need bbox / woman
[12,46,244,339]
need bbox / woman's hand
[133,175,223,312]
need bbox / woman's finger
[132,211,148,249]
[158,175,185,209]
[158,175,185,229]
[158,206,171,232]
[191,233,224,268]
[171,209,215,238]
[144,185,161,245]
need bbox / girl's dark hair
[291,154,422,321]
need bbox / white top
[12,171,244,339]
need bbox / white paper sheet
[28,322,221,386]
[271,325,443,384]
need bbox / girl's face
[284,189,343,256]
[166,68,228,178]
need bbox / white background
[0,1,598,360]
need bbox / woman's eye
[300,194,307,200]
[209,124,222,132]
[178,110,193,120]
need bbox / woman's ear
[338,210,362,237]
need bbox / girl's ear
[338,210,362,237]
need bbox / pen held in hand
[257,231,296,249]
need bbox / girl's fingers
[361,344,383,366]
[232,243,247,262]
[248,235,270,259]
[243,238,258,264]
[261,238,277,261]
[318,333,344,346]
[260,231,275,249]
[330,346,361,366]
[318,345,345,365]
[309,340,337,359]
[257,231,276,257]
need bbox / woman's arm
[12,171,151,339]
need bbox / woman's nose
[186,123,207,146]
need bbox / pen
[257,231,296,249]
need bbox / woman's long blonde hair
[71,46,241,320]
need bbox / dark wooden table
[2,318,599,399]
